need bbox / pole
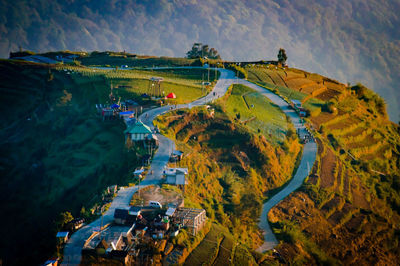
[138,173,141,206]
[202,73,204,96]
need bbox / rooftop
[56,231,69,238]
[114,208,129,220]
[165,168,188,176]
[84,225,133,250]
[124,120,152,135]
[174,208,206,219]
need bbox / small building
[124,120,152,141]
[119,111,135,123]
[102,108,114,120]
[114,209,129,225]
[164,168,188,186]
[170,150,184,162]
[123,99,138,111]
[172,208,207,235]
[56,231,69,243]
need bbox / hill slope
[247,65,400,265]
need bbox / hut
[56,231,69,243]
[124,121,152,142]
[164,168,188,186]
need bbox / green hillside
[0,59,217,265]
[1,56,400,265]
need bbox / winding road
[235,79,318,252]
[61,68,316,265]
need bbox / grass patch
[223,84,288,145]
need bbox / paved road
[235,80,318,253]
[62,68,315,264]
[61,186,139,265]
[61,68,234,265]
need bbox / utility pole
[202,73,204,96]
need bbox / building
[56,231,69,243]
[124,120,152,141]
[172,208,207,235]
[114,209,129,225]
[164,168,188,186]
[119,111,135,124]
[170,150,184,162]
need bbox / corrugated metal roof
[124,121,152,134]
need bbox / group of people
[297,127,314,143]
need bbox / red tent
[166,92,176,99]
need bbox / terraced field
[184,224,235,265]
[247,67,344,105]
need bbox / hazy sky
[1,0,399,120]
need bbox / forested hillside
[0,0,400,119]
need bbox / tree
[56,211,74,230]
[277,48,288,65]
[186,43,221,59]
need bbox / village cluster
[49,81,210,265]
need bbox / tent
[166,92,176,99]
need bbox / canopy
[166,92,176,99]
[111,104,120,109]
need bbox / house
[124,120,152,141]
[164,168,188,185]
[172,208,207,235]
[56,231,69,243]
[114,209,129,225]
